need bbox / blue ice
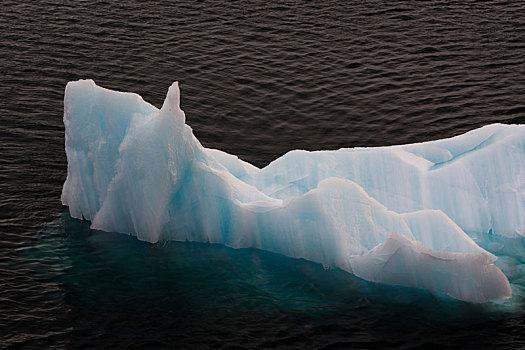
[62,80,525,303]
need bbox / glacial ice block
[61,80,524,303]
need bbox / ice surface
[61,80,525,302]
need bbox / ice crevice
[428,131,498,170]
[61,80,525,303]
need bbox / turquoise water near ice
[13,212,525,348]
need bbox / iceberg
[61,80,525,303]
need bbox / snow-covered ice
[61,80,525,303]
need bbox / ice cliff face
[62,80,525,303]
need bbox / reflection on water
[19,212,525,348]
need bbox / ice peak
[159,82,185,124]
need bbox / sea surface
[1,1,525,348]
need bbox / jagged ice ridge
[61,80,525,303]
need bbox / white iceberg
[61,80,525,303]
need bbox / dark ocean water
[1,1,525,348]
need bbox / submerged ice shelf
[61,80,525,303]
